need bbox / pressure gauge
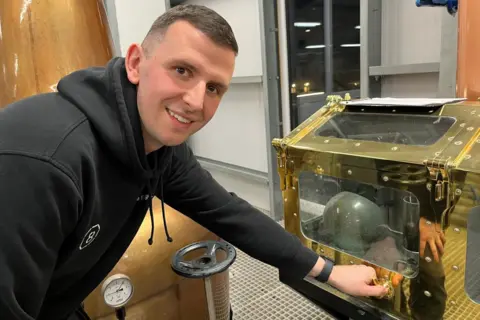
[101,274,134,308]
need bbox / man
[0,4,387,320]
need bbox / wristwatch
[314,256,334,283]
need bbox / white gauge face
[102,274,134,308]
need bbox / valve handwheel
[171,240,236,278]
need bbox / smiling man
[0,4,386,320]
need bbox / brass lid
[273,96,480,174]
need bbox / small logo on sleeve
[136,194,152,201]
[79,224,101,250]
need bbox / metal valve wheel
[171,240,236,278]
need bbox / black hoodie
[0,57,319,319]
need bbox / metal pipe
[277,0,292,135]
[324,0,333,94]
[359,0,370,98]
[204,277,217,320]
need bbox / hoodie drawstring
[147,174,173,245]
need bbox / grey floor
[229,247,335,320]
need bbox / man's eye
[176,67,187,75]
[207,85,218,94]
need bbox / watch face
[103,277,133,308]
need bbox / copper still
[0,0,113,106]
[1,1,220,319]
[456,0,480,100]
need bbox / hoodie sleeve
[161,144,319,278]
[0,155,81,319]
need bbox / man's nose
[184,82,205,111]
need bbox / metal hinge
[423,157,451,202]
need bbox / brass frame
[273,97,480,319]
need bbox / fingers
[360,284,388,297]
[439,231,447,244]
[365,265,377,281]
[435,235,445,256]
[428,239,440,262]
[419,239,426,258]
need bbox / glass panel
[287,0,326,98]
[465,206,480,304]
[332,0,361,92]
[285,0,361,127]
[299,171,420,277]
[315,112,456,146]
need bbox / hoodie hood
[56,57,173,244]
[57,57,155,181]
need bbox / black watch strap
[314,256,334,283]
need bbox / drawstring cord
[160,174,173,243]
[147,174,173,245]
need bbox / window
[285,0,361,126]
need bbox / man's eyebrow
[211,81,228,90]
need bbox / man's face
[125,21,235,152]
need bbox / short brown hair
[142,4,238,56]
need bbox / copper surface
[273,95,480,319]
[456,0,480,100]
[0,0,114,106]
[84,199,219,319]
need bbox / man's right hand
[419,217,446,263]
[327,264,389,297]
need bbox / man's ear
[124,44,144,85]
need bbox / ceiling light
[297,92,325,98]
[294,22,321,27]
[341,44,361,47]
[305,44,325,49]
[355,25,360,29]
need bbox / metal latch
[424,157,451,202]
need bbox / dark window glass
[286,0,361,126]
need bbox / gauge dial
[101,274,134,308]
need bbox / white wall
[184,0,268,172]
[111,0,168,55]
[182,0,263,78]
[189,84,268,173]
[182,0,271,211]
[380,0,443,98]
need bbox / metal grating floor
[229,247,335,319]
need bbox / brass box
[273,96,480,320]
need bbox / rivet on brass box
[273,95,480,320]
